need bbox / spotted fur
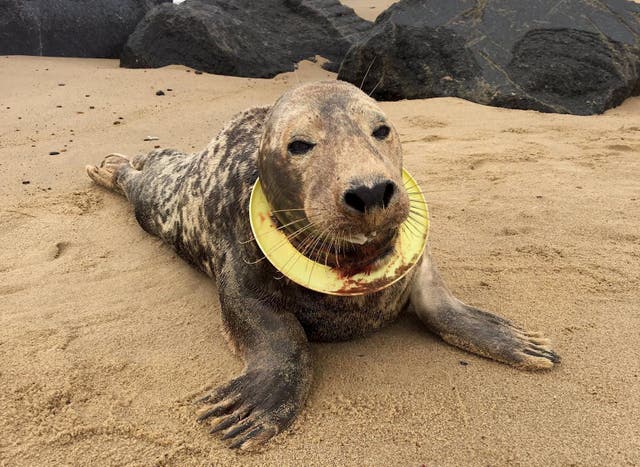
[86,81,559,450]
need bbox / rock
[0,0,170,58]
[155,90,165,96]
[338,0,640,115]
[121,0,372,78]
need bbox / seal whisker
[359,56,376,90]
[274,223,321,279]
[402,217,421,237]
[405,214,423,227]
[245,222,316,265]
[239,212,326,245]
[238,217,304,244]
[324,226,338,267]
[406,218,423,233]
[268,208,307,214]
[368,75,384,97]
[316,226,333,269]
[332,230,342,267]
[304,229,327,285]
[401,225,419,239]
[409,199,428,205]
[404,188,425,195]
[408,208,429,220]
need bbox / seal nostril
[383,182,395,208]
[344,191,366,213]
[344,180,396,213]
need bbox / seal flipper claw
[197,263,312,447]
[411,250,560,370]
[221,420,252,440]
[229,426,274,450]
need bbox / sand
[1,12,640,467]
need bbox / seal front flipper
[196,276,311,449]
[410,250,560,370]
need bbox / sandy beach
[1,5,640,464]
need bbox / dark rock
[121,0,372,78]
[155,90,165,96]
[0,0,170,58]
[338,0,640,115]
[49,151,60,155]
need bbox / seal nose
[343,181,396,213]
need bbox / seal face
[249,168,429,295]
[257,81,411,275]
[86,79,559,451]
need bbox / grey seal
[86,80,559,449]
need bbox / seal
[86,80,559,450]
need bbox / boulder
[0,0,169,58]
[338,0,640,115]
[120,0,372,77]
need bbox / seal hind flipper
[410,250,560,370]
[85,153,132,196]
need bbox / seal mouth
[283,221,399,276]
[249,169,429,295]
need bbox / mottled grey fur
[87,81,559,450]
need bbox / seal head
[257,81,410,275]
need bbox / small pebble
[154,145,160,148]
[89,106,95,109]
[49,151,60,155]
[58,83,65,86]
[459,360,469,366]
[22,180,30,185]
[56,105,62,108]
[167,88,173,91]
[144,136,159,141]
[195,70,203,75]
[113,121,121,125]
[156,90,165,96]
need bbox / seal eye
[372,125,391,140]
[288,140,315,155]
